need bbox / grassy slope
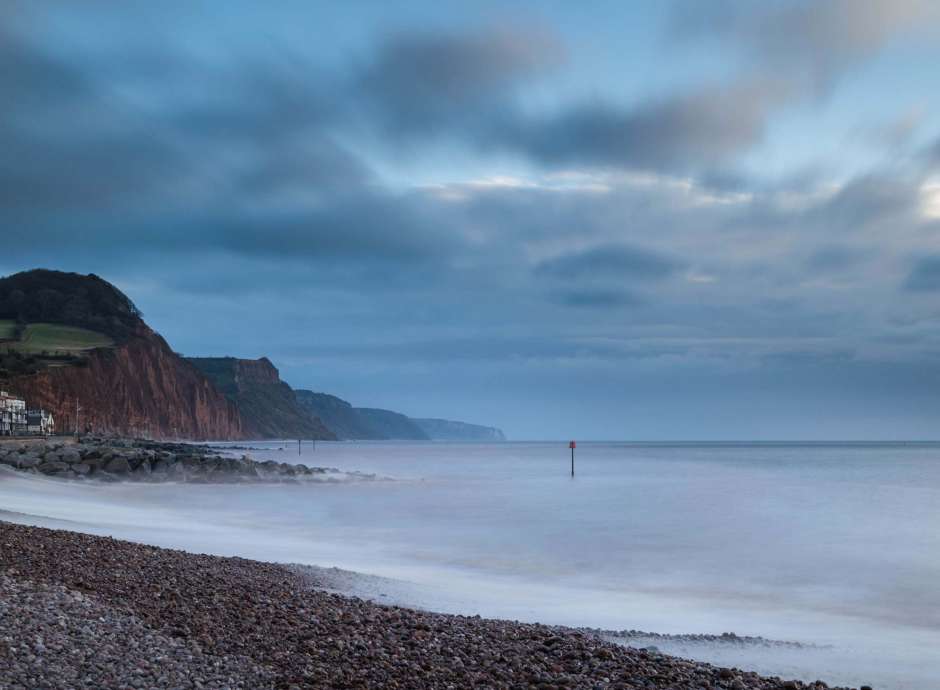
[0,320,15,340]
[2,323,114,354]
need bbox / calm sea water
[2,441,938,688]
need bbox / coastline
[0,520,848,690]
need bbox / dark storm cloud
[0,22,182,212]
[232,139,371,198]
[211,197,455,261]
[0,16,452,266]
[0,26,87,111]
[174,57,337,145]
[535,244,678,281]
[807,173,922,230]
[903,256,940,292]
[486,79,790,174]
[532,244,679,311]
[356,28,563,135]
[0,9,800,237]
[352,28,779,173]
[5,2,940,439]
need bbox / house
[0,391,27,436]
[26,409,55,435]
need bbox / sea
[1,441,938,689]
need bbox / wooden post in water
[569,440,576,476]
[298,439,301,455]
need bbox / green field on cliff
[0,321,114,354]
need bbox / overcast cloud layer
[4,1,940,439]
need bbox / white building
[0,391,27,436]
[26,409,55,435]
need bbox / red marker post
[569,440,576,476]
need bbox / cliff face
[412,418,506,441]
[294,390,383,440]
[187,358,335,440]
[355,408,429,441]
[294,390,506,441]
[6,325,244,440]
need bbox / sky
[4,1,940,439]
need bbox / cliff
[354,408,429,441]
[0,269,502,442]
[0,270,245,440]
[187,358,335,440]
[294,391,383,440]
[412,418,506,441]
[294,390,506,441]
[5,324,245,440]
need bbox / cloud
[553,287,641,309]
[0,22,182,213]
[356,27,563,136]
[903,256,940,291]
[808,173,923,231]
[0,8,91,114]
[673,0,938,93]
[485,78,791,174]
[351,27,781,174]
[806,246,867,272]
[0,11,802,227]
[4,3,940,437]
[535,244,678,280]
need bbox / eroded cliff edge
[6,324,246,441]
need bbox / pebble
[0,521,869,690]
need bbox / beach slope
[0,521,849,690]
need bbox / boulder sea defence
[0,438,349,483]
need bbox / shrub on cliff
[0,270,142,342]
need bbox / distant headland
[0,269,504,442]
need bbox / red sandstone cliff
[186,356,336,440]
[6,325,245,440]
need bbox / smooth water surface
[2,441,938,689]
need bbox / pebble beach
[0,521,860,690]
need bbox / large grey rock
[151,459,171,474]
[14,455,40,470]
[37,461,69,474]
[59,449,82,464]
[72,463,92,475]
[105,457,132,474]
